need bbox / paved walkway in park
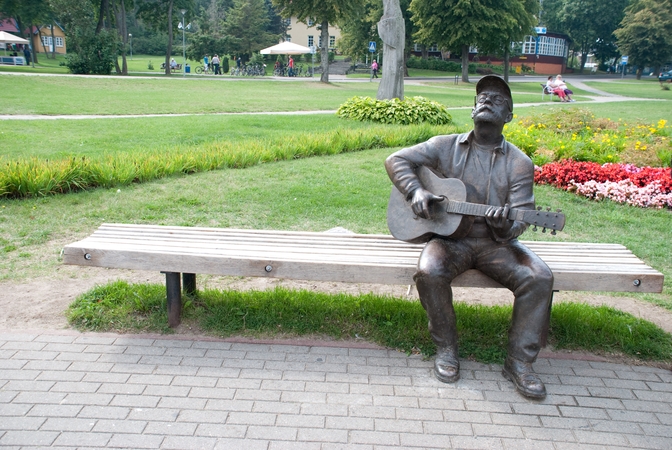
[1,330,671,449]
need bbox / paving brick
[587,386,636,399]
[156,364,199,376]
[574,429,629,446]
[36,370,86,382]
[0,416,47,430]
[350,430,400,446]
[162,435,217,450]
[127,374,175,385]
[558,405,609,419]
[558,375,606,387]
[575,396,624,409]
[633,389,672,402]
[490,412,541,427]
[63,392,114,406]
[13,391,67,404]
[51,381,101,393]
[589,418,643,434]
[177,409,230,424]
[252,400,301,415]
[326,416,374,431]
[82,372,130,383]
[109,394,160,408]
[124,345,166,356]
[0,403,34,416]
[622,399,672,413]
[449,435,503,449]
[399,432,455,448]
[138,355,183,366]
[374,418,423,433]
[350,383,394,396]
[304,380,347,393]
[511,403,561,417]
[442,410,492,424]
[625,434,672,450]
[349,405,396,419]
[205,399,254,412]
[128,408,179,422]
[91,419,147,434]
[522,426,574,442]
[107,433,165,448]
[189,387,236,400]
[657,412,672,425]
[158,396,207,410]
[297,427,348,444]
[0,368,40,380]
[73,336,116,345]
[4,380,55,392]
[215,377,262,389]
[111,363,156,374]
[300,403,348,417]
[181,357,227,367]
[639,423,672,437]
[275,413,324,428]
[2,341,47,351]
[98,354,141,364]
[280,391,327,404]
[98,382,146,395]
[226,411,277,425]
[68,361,114,372]
[195,423,247,438]
[540,416,590,429]
[145,421,198,436]
[0,431,59,446]
[78,405,130,419]
[247,425,298,440]
[614,370,661,382]
[27,404,83,418]
[234,388,282,402]
[41,417,95,432]
[473,423,525,439]
[213,437,270,450]
[647,381,672,392]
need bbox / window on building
[318,36,322,48]
[307,18,314,26]
[329,36,335,49]
[55,37,63,47]
[428,44,438,52]
[308,36,314,47]
[41,36,52,47]
[522,36,536,54]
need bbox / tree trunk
[421,45,427,59]
[461,44,469,83]
[636,67,642,80]
[50,24,56,59]
[114,0,129,75]
[503,47,510,83]
[319,20,329,83]
[96,0,109,34]
[166,0,174,75]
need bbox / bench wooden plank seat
[63,223,664,326]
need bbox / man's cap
[476,75,513,110]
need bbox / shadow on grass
[67,281,672,365]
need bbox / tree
[410,0,536,82]
[541,0,629,72]
[138,0,193,75]
[222,0,277,60]
[0,0,51,65]
[614,0,672,79]
[271,0,358,83]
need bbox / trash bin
[185,64,190,73]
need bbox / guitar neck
[445,200,523,222]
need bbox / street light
[180,9,186,77]
[128,33,132,60]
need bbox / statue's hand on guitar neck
[484,203,513,236]
[411,188,445,219]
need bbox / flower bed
[535,160,672,209]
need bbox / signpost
[369,41,376,53]
[621,55,628,78]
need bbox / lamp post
[128,33,132,60]
[180,9,186,77]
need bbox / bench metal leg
[165,272,182,327]
[183,273,196,296]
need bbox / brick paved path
[1,331,671,449]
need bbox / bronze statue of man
[385,75,554,399]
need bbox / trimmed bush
[336,96,452,126]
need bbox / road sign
[534,27,547,34]
[369,41,376,53]
[309,46,316,54]
[621,55,628,65]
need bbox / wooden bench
[63,223,664,327]
[160,62,182,72]
[541,83,561,101]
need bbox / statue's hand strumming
[411,188,443,219]
[484,204,513,236]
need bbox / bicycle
[194,64,209,74]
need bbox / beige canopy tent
[0,31,30,58]
[260,41,312,55]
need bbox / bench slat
[63,223,664,293]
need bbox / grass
[66,282,672,363]
[1,73,671,362]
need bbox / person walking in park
[385,75,554,400]
[203,55,209,73]
[288,56,295,77]
[212,54,220,75]
[371,59,379,78]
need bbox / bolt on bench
[63,223,664,327]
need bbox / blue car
[659,70,672,82]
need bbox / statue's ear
[504,112,513,124]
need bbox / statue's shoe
[502,357,546,399]
[434,347,460,383]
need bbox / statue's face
[471,89,513,125]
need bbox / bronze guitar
[387,166,566,243]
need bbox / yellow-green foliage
[0,124,456,199]
[336,96,453,125]
[504,108,671,167]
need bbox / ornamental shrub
[336,96,452,126]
